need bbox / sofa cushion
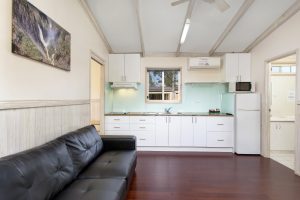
[78,151,137,183]
[0,140,74,200]
[60,125,103,176]
[54,178,126,200]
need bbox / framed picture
[12,0,71,71]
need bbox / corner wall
[0,0,108,157]
[250,11,300,174]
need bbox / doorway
[90,58,104,133]
[268,54,297,170]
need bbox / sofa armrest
[101,135,136,151]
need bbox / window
[146,69,181,103]
[271,65,296,74]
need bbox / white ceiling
[86,0,298,56]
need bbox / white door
[224,54,239,82]
[238,53,251,82]
[194,117,207,147]
[168,116,181,146]
[124,54,140,82]
[236,110,261,154]
[155,116,169,146]
[108,54,124,82]
[181,116,194,146]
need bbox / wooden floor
[127,152,300,200]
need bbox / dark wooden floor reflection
[127,152,300,200]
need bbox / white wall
[250,11,300,174]
[141,57,223,83]
[0,0,108,101]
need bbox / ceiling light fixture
[180,18,190,44]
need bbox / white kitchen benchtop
[105,112,234,117]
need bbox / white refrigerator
[235,93,261,154]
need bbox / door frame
[264,49,300,175]
[89,51,105,134]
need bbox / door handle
[217,139,224,142]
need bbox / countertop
[105,112,234,117]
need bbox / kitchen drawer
[130,123,154,131]
[105,123,130,131]
[105,116,129,124]
[134,132,155,146]
[207,133,233,147]
[207,117,234,132]
[105,131,131,135]
[130,116,155,124]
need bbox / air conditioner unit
[188,57,221,69]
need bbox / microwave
[229,82,255,93]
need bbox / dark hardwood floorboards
[127,152,300,200]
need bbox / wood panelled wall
[0,101,90,158]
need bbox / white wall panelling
[0,101,90,158]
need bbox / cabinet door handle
[114,127,120,129]
[124,76,127,81]
[217,123,224,126]
[139,126,146,129]
[169,117,171,123]
[195,117,197,123]
[217,139,224,142]
[139,119,146,121]
[139,138,146,141]
[192,117,194,123]
[165,117,167,124]
[114,119,120,121]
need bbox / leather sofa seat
[78,150,137,186]
[0,140,74,200]
[58,126,103,177]
[54,178,126,200]
[0,125,137,200]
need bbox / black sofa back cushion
[59,125,103,176]
[0,140,74,200]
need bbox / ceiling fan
[171,0,231,12]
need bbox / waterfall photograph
[12,0,71,71]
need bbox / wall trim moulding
[0,100,90,110]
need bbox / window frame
[145,68,182,104]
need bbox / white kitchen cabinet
[130,116,155,146]
[181,116,207,147]
[181,116,194,146]
[108,54,140,82]
[168,116,181,146]
[193,117,207,147]
[223,53,251,82]
[206,117,234,148]
[155,116,169,146]
[270,121,295,151]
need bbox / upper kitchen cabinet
[108,54,141,82]
[223,53,251,82]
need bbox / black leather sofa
[0,125,137,200]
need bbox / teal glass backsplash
[105,83,233,113]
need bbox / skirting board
[137,146,234,153]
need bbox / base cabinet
[105,115,234,149]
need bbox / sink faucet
[164,107,172,114]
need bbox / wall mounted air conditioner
[111,82,138,89]
[188,57,221,70]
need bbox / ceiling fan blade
[171,0,190,6]
[214,0,230,12]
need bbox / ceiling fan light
[180,19,190,44]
